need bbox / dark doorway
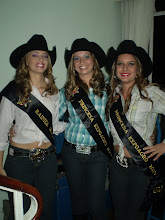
[152,15,165,87]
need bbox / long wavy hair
[64,53,106,101]
[14,52,58,99]
[105,55,154,118]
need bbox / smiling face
[26,50,49,75]
[116,53,137,87]
[73,51,94,79]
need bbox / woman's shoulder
[145,84,165,99]
[146,84,163,92]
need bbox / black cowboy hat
[64,38,106,68]
[10,34,56,68]
[106,40,152,78]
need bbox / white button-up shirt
[0,84,66,151]
[109,85,165,159]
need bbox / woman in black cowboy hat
[105,40,165,220]
[0,34,66,220]
[59,38,110,220]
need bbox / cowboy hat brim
[65,38,106,68]
[106,40,152,78]
[10,34,56,68]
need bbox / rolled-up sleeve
[52,92,66,135]
[0,97,15,150]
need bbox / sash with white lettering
[70,86,113,158]
[0,80,54,145]
[110,94,165,203]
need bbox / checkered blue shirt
[59,87,109,146]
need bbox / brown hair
[14,52,58,99]
[64,53,106,101]
[105,55,153,118]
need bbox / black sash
[70,86,113,158]
[110,94,165,204]
[0,80,54,145]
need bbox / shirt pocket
[129,99,152,125]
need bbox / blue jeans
[109,156,149,220]
[4,145,57,220]
[62,142,109,220]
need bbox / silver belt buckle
[76,145,91,155]
[9,148,14,156]
[29,148,46,162]
[116,154,128,168]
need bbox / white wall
[0,0,121,90]
[0,0,121,218]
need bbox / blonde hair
[106,55,153,118]
[14,52,58,99]
[64,53,105,101]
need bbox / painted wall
[0,0,121,90]
[0,0,121,218]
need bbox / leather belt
[8,145,56,162]
[64,139,101,152]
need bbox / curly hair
[64,53,106,101]
[105,55,153,118]
[14,52,58,99]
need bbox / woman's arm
[53,92,67,135]
[114,145,132,158]
[0,97,15,148]
[0,151,7,176]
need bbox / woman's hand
[143,143,165,161]
[0,167,7,176]
[150,132,155,144]
[0,151,7,176]
[8,125,16,141]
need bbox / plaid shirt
[110,84,165,148]
[59,87,109,146]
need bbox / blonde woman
[0,35,65,220]
[106,40,165,220]
[59,38,110,220]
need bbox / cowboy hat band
[64,38,106,68]
[106,40,152,78]
[10,34,56,68]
